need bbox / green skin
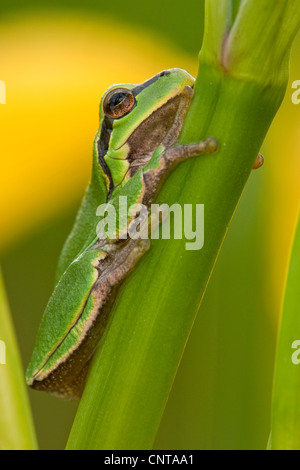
[26,68,220,400]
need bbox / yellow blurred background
[0,12,196,252]
[0,2,299,450]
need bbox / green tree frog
[25,68,231,399]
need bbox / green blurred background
[0,0,299,449]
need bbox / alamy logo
[96,197,205,250]
[0,80,6,104]
[0,340,6,365]
[292,80,300,105]
[291,340,300,365]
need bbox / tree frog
[26,68,260,400]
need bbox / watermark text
[0,340,6,365]
[292,80,300,105]
[96,197,204,251]
[0,80,6,104]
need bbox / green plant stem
[270,210,300,450]
[67,0,300,450]
[0,268,37,450]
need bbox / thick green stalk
[0,268,37,449]
[270,211,300,450]
[67,0,300,449]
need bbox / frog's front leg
[162,139,263,171]
[162,137,218,166]
[142,137,218,204]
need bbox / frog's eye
[103,88,136,119]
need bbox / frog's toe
[252,153,264,170]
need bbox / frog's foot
[252,153,264,170]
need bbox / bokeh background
[0,0,299,450]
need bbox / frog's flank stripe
[98,116,115,200]
[97,70,171,201]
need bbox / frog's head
[96,68,195,189]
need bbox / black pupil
[109,92,127,108]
